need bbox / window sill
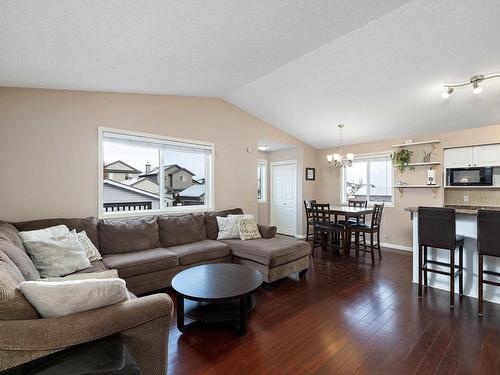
[99,205,212,219]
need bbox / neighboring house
[104,160,142,182]
[178,184,205,206]
[122,177,160,194]
[139,164,195,192]
[103,179,160,212]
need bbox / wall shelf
[405,161,441,167]
[444,186,500,189]
[395,185,441,198]
[392,140,441,149]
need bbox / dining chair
[303,200,316,242]
[311,203,345,256]
[338,200,368,246]
[350,203,384,263]
[477,209,500,316]
[417,207,464,307]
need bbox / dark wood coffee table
[172,264,263,335]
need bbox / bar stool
[418,207,464,307]
[303,200,316,242]
[311,203,345,256]
[477,209,500,316]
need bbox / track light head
[472,82,482,94]
[442,87,454,99]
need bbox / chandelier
[327,124,354,168]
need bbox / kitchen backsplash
[444,188,500,207]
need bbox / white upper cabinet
[444,147,473,168]
[472,144,500,167]
[444,144,500,168]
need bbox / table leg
[239,297,247,336]
[176,294,185,332]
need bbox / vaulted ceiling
[2,0,500,148]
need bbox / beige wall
[0,87,317,222]
[316,124,500,249]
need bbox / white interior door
[271,161,297,236]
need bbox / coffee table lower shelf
[176,295,256,336]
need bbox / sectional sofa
[0,208,310,372]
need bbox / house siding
[103,184,160,209]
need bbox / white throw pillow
[44,269,119,281]
[18,225,70,243]
[21,230,91,278]
[76,231,102,262]
[237,217,262,240]
[19,278,129,318]
[228,214,255,223]
[216,216,240,240]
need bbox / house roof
[104,160,142,174]
[179,184,205,198]
[139,164,195,177]
[103,179,159,200]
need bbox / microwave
[447,167,493,186]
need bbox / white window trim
[340,151,394,207]
[258,159,267,203]
[98,127,215,219]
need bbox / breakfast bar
[407,207,500,304]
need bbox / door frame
[270,160,298,236]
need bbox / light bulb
[442,87,453,99]
[473,83,482,94]
[347,153,354,161]
[333,154,341,162]
[326,154,333,163]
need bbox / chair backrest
[311,203,330,224]
[371,203,384,229]
[418,207,456,250]
[348,200,367,208]
[477,209,500,257]
[304,200,316,221]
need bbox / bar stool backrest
[418,207,456,250]
[311,203,330,224]
[477,209,500,257]
[304,200,316,222]
[371,203,384,229]
[348,200,367,208]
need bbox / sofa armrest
[258,224,277,239]
[0,293,173,373]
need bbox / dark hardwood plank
[164,247,500,375]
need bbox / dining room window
[341,153,393,205]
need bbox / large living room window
[99,128,214,218]
[341,153,393,206]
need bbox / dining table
[322,205,375,255]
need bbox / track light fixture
[442,72,499,98]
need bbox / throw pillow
[19,278,129,318]
[237,217,262,240]
[18,225,69,243]
[76,230,102,262]
[44,269,119,281]
[216,216,240,240]
[20,231,91,278]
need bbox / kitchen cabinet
[444,144,500,168]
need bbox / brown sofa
[0,208,309,371]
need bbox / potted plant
[391,149,413,173]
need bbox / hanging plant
[391,149,413,173]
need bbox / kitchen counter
[407,207,500,304]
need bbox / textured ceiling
[0,0,409,96]
[1,0,500,149]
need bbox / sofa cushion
[98,216,160,254]
[158,213,206,247]
[102,248,179,278]
[0,222,40,281]
[168,240,231,266]
[0,250,39,320]
[13,217,100,248]
[205,208,244,240]
[222,238,310,267]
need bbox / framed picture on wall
[305,167,315,181]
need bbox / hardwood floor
[166,248,500,375]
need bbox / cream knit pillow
[237,217,261,240]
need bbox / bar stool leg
[478,254,483,316]
[355,231,360,256]
[450,249,455,308]
[459,245,463,296]
[418,245,423,298]
[423,246,428,287]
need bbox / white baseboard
[380,242,412,252]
